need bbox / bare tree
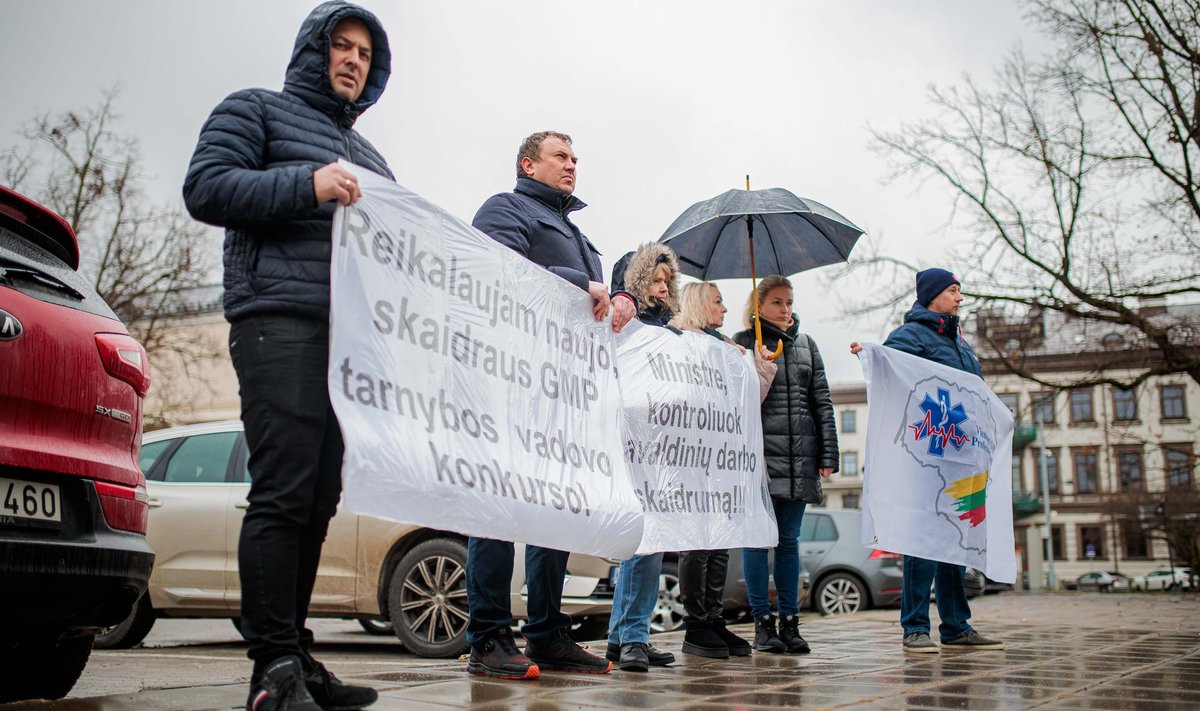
[2,90,222,425]
[835,0,1200,388]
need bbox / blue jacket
[183,1,393,322]
[883,302,983,377]
[472,177,602,292]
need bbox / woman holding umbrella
[733,275,839,654]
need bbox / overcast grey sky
[0,0,1045,382]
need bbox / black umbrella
[658,184,863,355]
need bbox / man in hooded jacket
[183,2,390,709]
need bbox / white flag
[858,343,1016,583]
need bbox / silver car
[96,421,616,655]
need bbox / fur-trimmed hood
[619,243,680,312]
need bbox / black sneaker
[752,615,786,653]
[303,659,378,710]
[618,642,649,672]
[468,629,540,679]
[778,615,811,654]
[248,656,321,711]
[712,620,752,657]
[525,629,612,673]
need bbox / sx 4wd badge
[95,405,133,424]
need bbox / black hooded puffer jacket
[734,316,839,502]
[183,1,393,322]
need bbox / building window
[841,409,857,433]
[1111,388,1137,422]
[842,493,860,509]
[1115,446,1143,490]
[1049,525,1065,561]
[1121,520,1149,559]
[1069,389,1095,424]
[1078,525,1105,560]
[1011,450,1023,493]
[842,451,859,477]
[1035,448,1059,494]
[1164,446,1193,488]
[1160,384,1186,420]
[1073,448,1098,494]
[998,393,1019,424]
[1033,392,1056,425]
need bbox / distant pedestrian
[851,267,1005,653]
[734,275,838,654]
[183,2,391,709]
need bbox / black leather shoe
[753,615,786,653]
[779,615,811,654]
[468,629,540,679]
[606,642,675,666]
[304,659,378,710]
[618,642,649,672]
[681,622,730,659]
[525,629,612,673]
[712,620,752,657]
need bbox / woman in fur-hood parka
[611,242,680,326]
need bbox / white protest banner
[616,322,776,554]
[328,163,643,559]
[857,343,1016,583]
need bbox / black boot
[712,619,752,657]
[778,615,811,654]
[681,621,729,659]
[752,615,786,653]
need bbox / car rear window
[0,221,118,320]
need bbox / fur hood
[621,243,680,312]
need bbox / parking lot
[3,591,1195,710]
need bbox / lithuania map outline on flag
[898,377,1001,557]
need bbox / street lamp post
[1037,405,1056,591]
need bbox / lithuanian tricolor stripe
[945,471,988,527]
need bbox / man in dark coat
[464,131,634,680]
[852,268,1004,654]
[182,3,390,708]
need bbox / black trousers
[229,314,343,675]
[679,549,730,625]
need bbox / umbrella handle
[748,213,784,361]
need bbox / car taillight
[95,333,151,397]
[94,480,149,534]
[870,549,902,559]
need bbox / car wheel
[0,632,94,703]
[814,573,868,615]
[358,618,393,635]
[387,538,470,658]
[94,594,156,649]
[650,559,685,633]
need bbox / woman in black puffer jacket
[733,275,839,655]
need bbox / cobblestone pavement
[4,592,1198,710]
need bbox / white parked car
[96,421,616,656]
[1132,567,1192,591]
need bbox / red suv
[0,185,154,702]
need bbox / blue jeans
[743,499,807,618]
[900,556,973,641]
[607,553,663,645]
[465,537,571,646]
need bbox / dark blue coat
[183,1,393,322]
[883,302,983,376]
[472,177,602,292]
[734,317,838,502]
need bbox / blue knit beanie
[915,268,959,307]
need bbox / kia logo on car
[0,309,22,340]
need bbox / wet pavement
[5,592,1199,710]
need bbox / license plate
[1,476,62,523]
